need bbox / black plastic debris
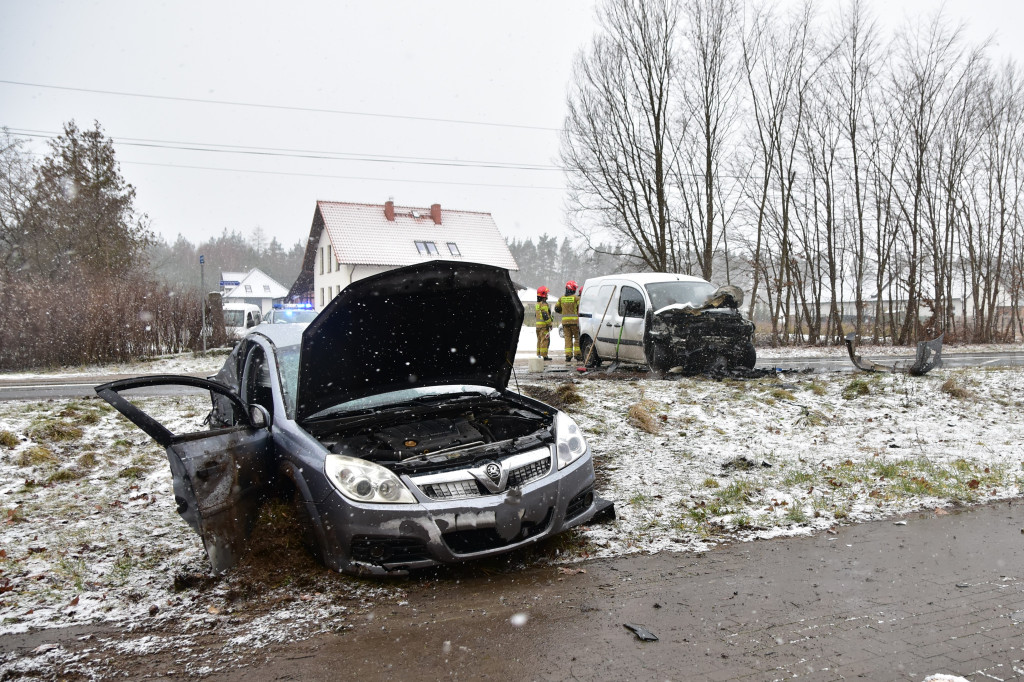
[844,332,944,376]
[623,623,659,641]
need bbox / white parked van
[222,302,263,341]
[578,273,756,372]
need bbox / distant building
[221,268,289,314]
[288,200,519,309]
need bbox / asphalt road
[0,350,1022,401]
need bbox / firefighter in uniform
[555,280,581,362]
[535,286,553,361]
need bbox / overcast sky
[2,0,1023,252]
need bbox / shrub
[0,431,18,448]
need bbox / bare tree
[561,0,681,272]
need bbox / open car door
[95,375,273,573]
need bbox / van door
[595,284,646,362]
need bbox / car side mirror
[249,404,271,430]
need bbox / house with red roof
[288,200,519,310]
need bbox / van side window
[581,284,615,317]
[619,286,645,318]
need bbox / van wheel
[580,336,601,368]
[648,343,673,374]
[738,343,757,369]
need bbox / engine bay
[306,392,555,475]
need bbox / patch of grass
[806,381,827,396]
[732,512,755,529]
[27,419,84,443]
[784,504,809,525]
[628,493,650,506]
[769,387,795,401]
[701,477,720,489]
[17,445,56,467]
[76,451,100,469]
[941,377,974,400]
[869,459,903,479]
[118,466,146,480]
[47,468,84,483]
[627,401,660,434]
[842,377,872,400]
[796,407,830,427]
[111,553,135,585]
[56,556,87,591]
[555,382,584,406]
[782,469,816,486]
[716,479,758,506]
[0,430,18,448]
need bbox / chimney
[430,203,442,225]
[384,200,395,221]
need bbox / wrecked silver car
[96,262,612,576]
[577,273,756,372]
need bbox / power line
[0,79,563,133]
[4,127,563,172]
[117,158,568,191]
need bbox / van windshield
[645,281,717,311]
[223,310,245,327]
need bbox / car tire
[580,336,601,368]
[648,342,673,374]
[738,343,757,369]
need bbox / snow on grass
[0,395,405,679]
[549,365,1024,558]
[0,366,1022,676]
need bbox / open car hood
[295,261,524,423]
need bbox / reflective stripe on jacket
[535,302,552,327]
[557,295,580,324]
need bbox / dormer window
[415,240,439,255]
[447,242,461,256]
[244,285,252,293]
[263,285,271,293]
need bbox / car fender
[279,460,330,559]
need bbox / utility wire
[0,78,563,132]
[5,127,563,172]
[117,159,568,191]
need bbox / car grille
[565,485,594,520]
[442,508,553,554]
[411,447,552,501]
[350,536,431,565]
[418,479,482,500]
[508,458,551,488]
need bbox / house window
[319,247,324,275]
[320,288,324,307]
[447,242,461,256]
[244,285,252,293]
[327,245,332,273]
[263,285,271,293]
[415,240,439,255]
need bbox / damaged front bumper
[311,451,613,576]
[844,333,944,376]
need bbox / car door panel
[95,375,272,572]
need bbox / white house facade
[289,200,520,310]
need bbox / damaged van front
[578,273,756,373]
[97,261,612,576]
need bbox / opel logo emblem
[484,462,502,484]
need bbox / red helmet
[537,286,549,297]
[565,280,578,293]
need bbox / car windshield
[275,343,301,417]
[223,310,245,327]
[645,281,717,311]
[273,309,316,324]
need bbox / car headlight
[555,411,588,470]
[324,454,416,504]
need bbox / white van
[222,302,263,341]
[578,273,756,372]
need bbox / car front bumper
[311,452,611,575]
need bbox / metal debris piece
[844,333,944,376]
[623,623,659,641]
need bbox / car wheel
[648,342,672,374]
[580,336,601,368]
[738,343,757,369]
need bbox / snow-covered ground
[1,342,1023,676]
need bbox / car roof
[582,272,709,287]
[247,323,306,347]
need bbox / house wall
[311,231,392,310]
